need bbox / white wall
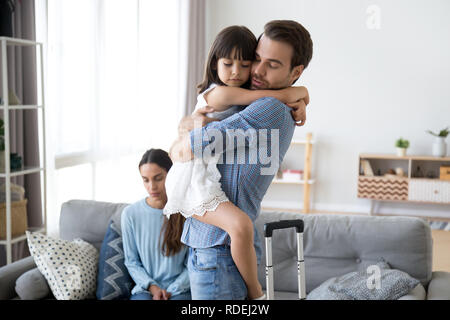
[206,0,450,218]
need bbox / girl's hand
[285,86,309,105]
[287,99,308,127]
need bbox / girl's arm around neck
[204,86,309,111]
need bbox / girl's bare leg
[193,201,263,299]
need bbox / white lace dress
[163,84,241,218]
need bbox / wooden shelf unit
[269,132,314,213]
[358,154,450,215]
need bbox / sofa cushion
[26,231,99,300]
[306,261,420,300]
[15,267,50,300]
[255,211,433,294]
[96,220,134,300]
[59,200,128,251]
[397,283,426,300]
[0,255,36,300]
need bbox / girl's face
[139,163,168,209]
[216,47,252,87]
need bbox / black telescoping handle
[264,219,304,237]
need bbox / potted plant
[395,138,409,157]
[426,127,449,157]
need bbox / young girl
[164,25,308,299]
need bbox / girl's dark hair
[138,149,185,257]
[197,25,257,94]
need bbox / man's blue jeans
[130,291,191,300]
[187,245,247,300]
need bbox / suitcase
[264,219,306,300]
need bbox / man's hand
[287,98,308,127]
[172,106,219,162]
[178,106,218,135]
[169,133,194,162]
[149,284,171,300]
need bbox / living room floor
[262,207,450,272]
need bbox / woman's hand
[149,284,172,300]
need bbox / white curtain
[178,0,206,116]
[35,0,205,237]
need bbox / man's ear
[290,65,304,84]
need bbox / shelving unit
[357,153,450,215]
[269,132,314,213]
[0,37,47,265]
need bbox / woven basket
[0,199,28,239]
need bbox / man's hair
[262,20,313,71]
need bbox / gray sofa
[1,199,450,300]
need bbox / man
[171,20,313,300]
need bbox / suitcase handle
[264,219,304,237]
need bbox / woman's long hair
[139,149,185,257]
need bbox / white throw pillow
[26,231,99,300]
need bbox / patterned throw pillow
[307,261,420,300]
[96,220,134,300]
[26,231,99,300]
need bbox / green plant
[395,137,409,149]
[426,127,449,138]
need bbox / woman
[121,149,190,300]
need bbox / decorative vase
[396,148,406,157]
[432,137,447,157]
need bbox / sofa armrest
[0,256,36,300]
[426,271,450,300]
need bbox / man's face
[251,34,303,90]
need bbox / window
[37,0,182,235]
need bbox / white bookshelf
[0,37,47,265]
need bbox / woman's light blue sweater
[121,198,190,296]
